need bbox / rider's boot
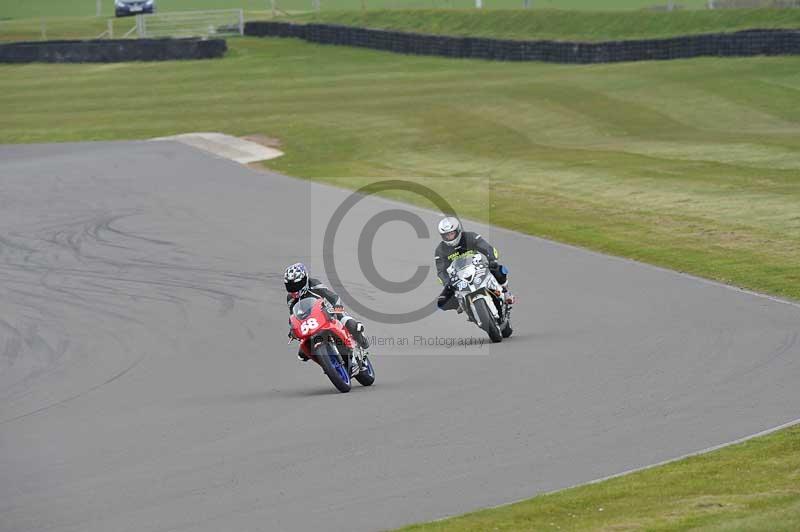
[344,319,370,350]
[354,322,370,350]
[297,349,309,362]
[348,323,370,375]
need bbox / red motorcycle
[289,297,375,393]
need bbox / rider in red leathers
[284,262,369,360]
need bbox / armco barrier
[0,38,227,63]
[245,21,800,63]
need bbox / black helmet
[284,262,309,298]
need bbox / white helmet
[438,217,463,247]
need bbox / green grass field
[286,8,800,40]
[0,0,712,20]
[6,3,800,42]
[1,1,271,19]
[6,6,800,45]
[1,22,799,530]
[0,16,111,41]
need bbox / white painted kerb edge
[152,132,283,164]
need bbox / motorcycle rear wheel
[355,354,375,386]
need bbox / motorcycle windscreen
[451,255,480,281]
[292,297,319,321]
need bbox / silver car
[115,0,155,17]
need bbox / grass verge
[283,8,800,41]
[397,424,800,531]
[0,16,111,41]
[0,12,275,42]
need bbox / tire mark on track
[0,347,146,426]
[0,209,268,424]
[718,330,799,385]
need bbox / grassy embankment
[1,11,799,530]
[286,8,800,41]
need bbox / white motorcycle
[447,253,512,343]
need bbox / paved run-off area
[1,141,799,531]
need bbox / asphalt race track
[2,141,799,532]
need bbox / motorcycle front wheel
[473,298,503,343]
[315,341,351,393]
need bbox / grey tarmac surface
[1,141,799,532]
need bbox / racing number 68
[300,318,319,335]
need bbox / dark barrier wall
[0,38,227,63]
[245,21,800,63]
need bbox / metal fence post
[136,14,144,38]
[108,18,114,38]
[238,9,244,35]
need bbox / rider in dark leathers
[284,263,369,361]
[434,217,515,311]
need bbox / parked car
[115,0,155,17]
